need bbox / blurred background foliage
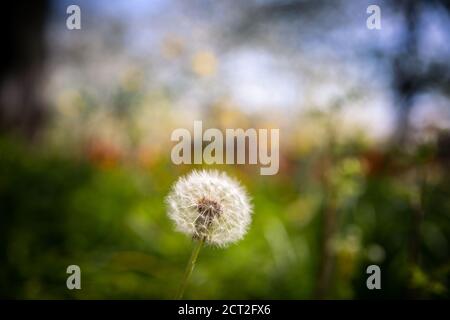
[0,0,450,299]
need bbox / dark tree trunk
[0,1,50,139]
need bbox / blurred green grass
[0,135,449,299]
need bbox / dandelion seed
[166,169,253,247]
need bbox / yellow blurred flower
[191,50,217,77]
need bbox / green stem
[175,237,205,299]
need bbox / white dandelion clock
[166,170,253,299]
[166,170,252,247]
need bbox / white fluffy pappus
[166,170,253,247]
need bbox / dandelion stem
[176,237,205,299]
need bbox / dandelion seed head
[166,170,253,247]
